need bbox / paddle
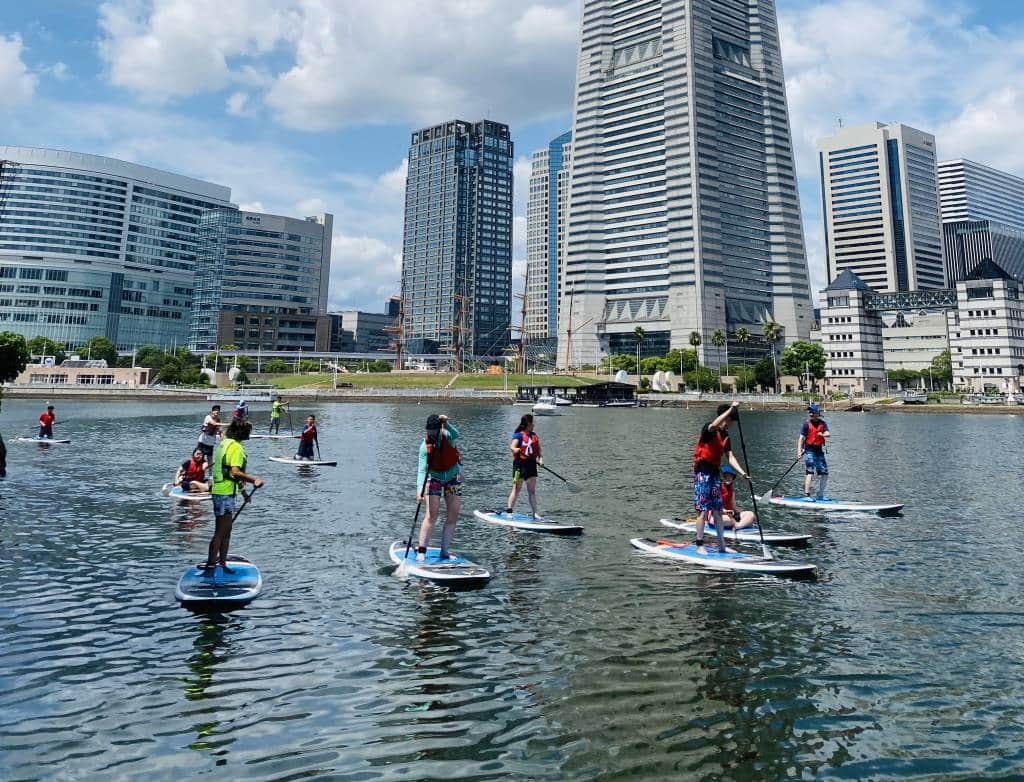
[314,434,323,462]
[398,431,435,575]
[733,409,773,561]
[757,454,802,502]
[539,463,581,493]
[286,407,294,435]
[27,419,69,431]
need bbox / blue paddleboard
[630,537,817,578]
[175,555,262,607]
[389,541,490,586]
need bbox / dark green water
[1,399,1023,780]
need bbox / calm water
[2,399,1023,781]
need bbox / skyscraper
[525,131,571,345]
[557,0,813,368]
[818,122,945,292]
[401,120,514,359]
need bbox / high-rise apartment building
[557,0,813,368]
[0,146,232,348]
[401,120,513,358]
[818,122,945,292]
[525,131,571,344]
[191,209,332,351]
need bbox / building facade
[938,159,1024,227]
[881,311,948,374]
[819,271,886,395]
[190,209,332,351]
[328,308,395,353]
[0,146,232,348]
[818,122,945,293]
[401,120,513,358]
[556,0,813,368]
[942,219,1024,285]
[525,131,571,345]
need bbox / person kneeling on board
[506,413,543,518]
[799,403,830,499]
[38,405,56,439]
[416,414,462,562]
[692,401,750,554]
[175,448,210,493]
[296,415,318,460]
[205,419,263,572]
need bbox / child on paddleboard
[719,464,755,529]
[798,403,830,499]
[692,401,750,553]
[206,419,263,572]
[415,414,462,562]
[296,415,318,460]
[506,413,543,518]
[175,447,210,493]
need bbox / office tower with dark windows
[818,122,945,292]
[938,159,1024,283]
[401,120,513,358]
[526,131,571,347]
[557,0,813,368]
[0,146,231,348]
[190,210,332,351]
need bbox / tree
[235,355,252,371]
[0,332,29,478]
[780,340,826,382]
[26,336,66,363]
[135,345,167,370]
[180,366,209,386]
[264,358,289,373]
[158,358,182,385]
[733,365,757,392]
[663,348,697,374]
[761,320,783,393]
[81,336,118,366]
[735,327,751,367]
[368,359,391,372]
[684,366,718,391]
[710,329,726,372]
[886,368,922,388]
[754,355,776,391]
[930,350,953,389]
[640,356,662,375]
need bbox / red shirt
[721,480,736,512]
[39,411,55,427]
[300,424,317,442]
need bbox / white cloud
[937,87,1024,173]
[225,91,249,115]
[0,34,37,106]
[328,234,401,311]
[238,201,266,213]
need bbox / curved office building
[0,146,232,349]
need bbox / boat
[532,395,559,415]
[554,396,573,407]
[630,538,817,578]
[768,494,904,515]
[601,400,636,408]
[896,390,928,404]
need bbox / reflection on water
[1,399,1024,779]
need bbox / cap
[721,464,737,475]
[425,414,443,433]
[807,403,822,414]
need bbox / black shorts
[513,461,538,482]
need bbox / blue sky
[2,0,1024,312]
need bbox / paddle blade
[762,544,774,560]
[562,480,583,494]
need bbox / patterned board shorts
[693,471,723,512]
[804,450,829,475]
[427,474,463,497]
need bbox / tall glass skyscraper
[526,131,571,344]
[0,146,232,348]
[401,120,513,358]
[557,0,813,367]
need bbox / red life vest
[513,431,539,462]
[721,480,735,511]
[39,411,55,427]
[805,419,827,448]
[427,433,460,472]
[182,457,206,483]
[693,429,729,471]
[300,424,317,442]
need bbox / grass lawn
[253,372,600,390]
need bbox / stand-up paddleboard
[175,555,262,608]
[160,483,212,502]
[268,455,337,467]
[250,434,298,440]
[769,495,904,515]
[630,537,817,578]
[16,436,71,444]
[473,509,583,536]
[659,517,810,546]
[389,541,491,586]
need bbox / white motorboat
[532,395,559,415]
[554,396,573,407]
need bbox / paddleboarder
[233,399,249,422]
[505,413,543,518]
[692,401,750,553]
[205,418,263,572]
[196,405,225,461]
[269,396,288,434]
[719,464,756,530]
[175,447,210,494]
[415,414,462,562]
[798,403,831,499]
[38,405,56,439]
[296,415,318,460]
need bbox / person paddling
[233,399,249,422]
[269,395,288,434]
[38,405,56,439]
[798,403,831,499]
[197,405,226,461]
[506,413,543,518]
[175,448,210,494]
[206,419,263,572]
[692,401,750,553]
[415,414,462,562]
[296,415,318,460]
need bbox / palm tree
[633,325,645,379]
[735,327,751,370]
[689,331,702,391]
[761,320,783,393]
[710,329,726,392]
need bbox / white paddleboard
[250,434,298,440]
[769,495,904,515]
[160,483,212,502]
[473,509,583,536]
[16,436,71,444]
[630,537,817,577]
[175,555,262,607]
[389,541,491,586]
[659,518,810,546]
[268,456,337,467]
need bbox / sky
[2,0,1024,314]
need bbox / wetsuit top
[801,419,829,453]
[417,422,461,491]
[512,431,539,465]
[271,400,283,419]
[180,457,206,483]
[693,424,730,475]
[211,438,247,496]
[39,411,55,428]
[300,423,318,442]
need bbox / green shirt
[271,400,283,419]
[211,437,247,496]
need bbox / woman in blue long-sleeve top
[415,414,463,561]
